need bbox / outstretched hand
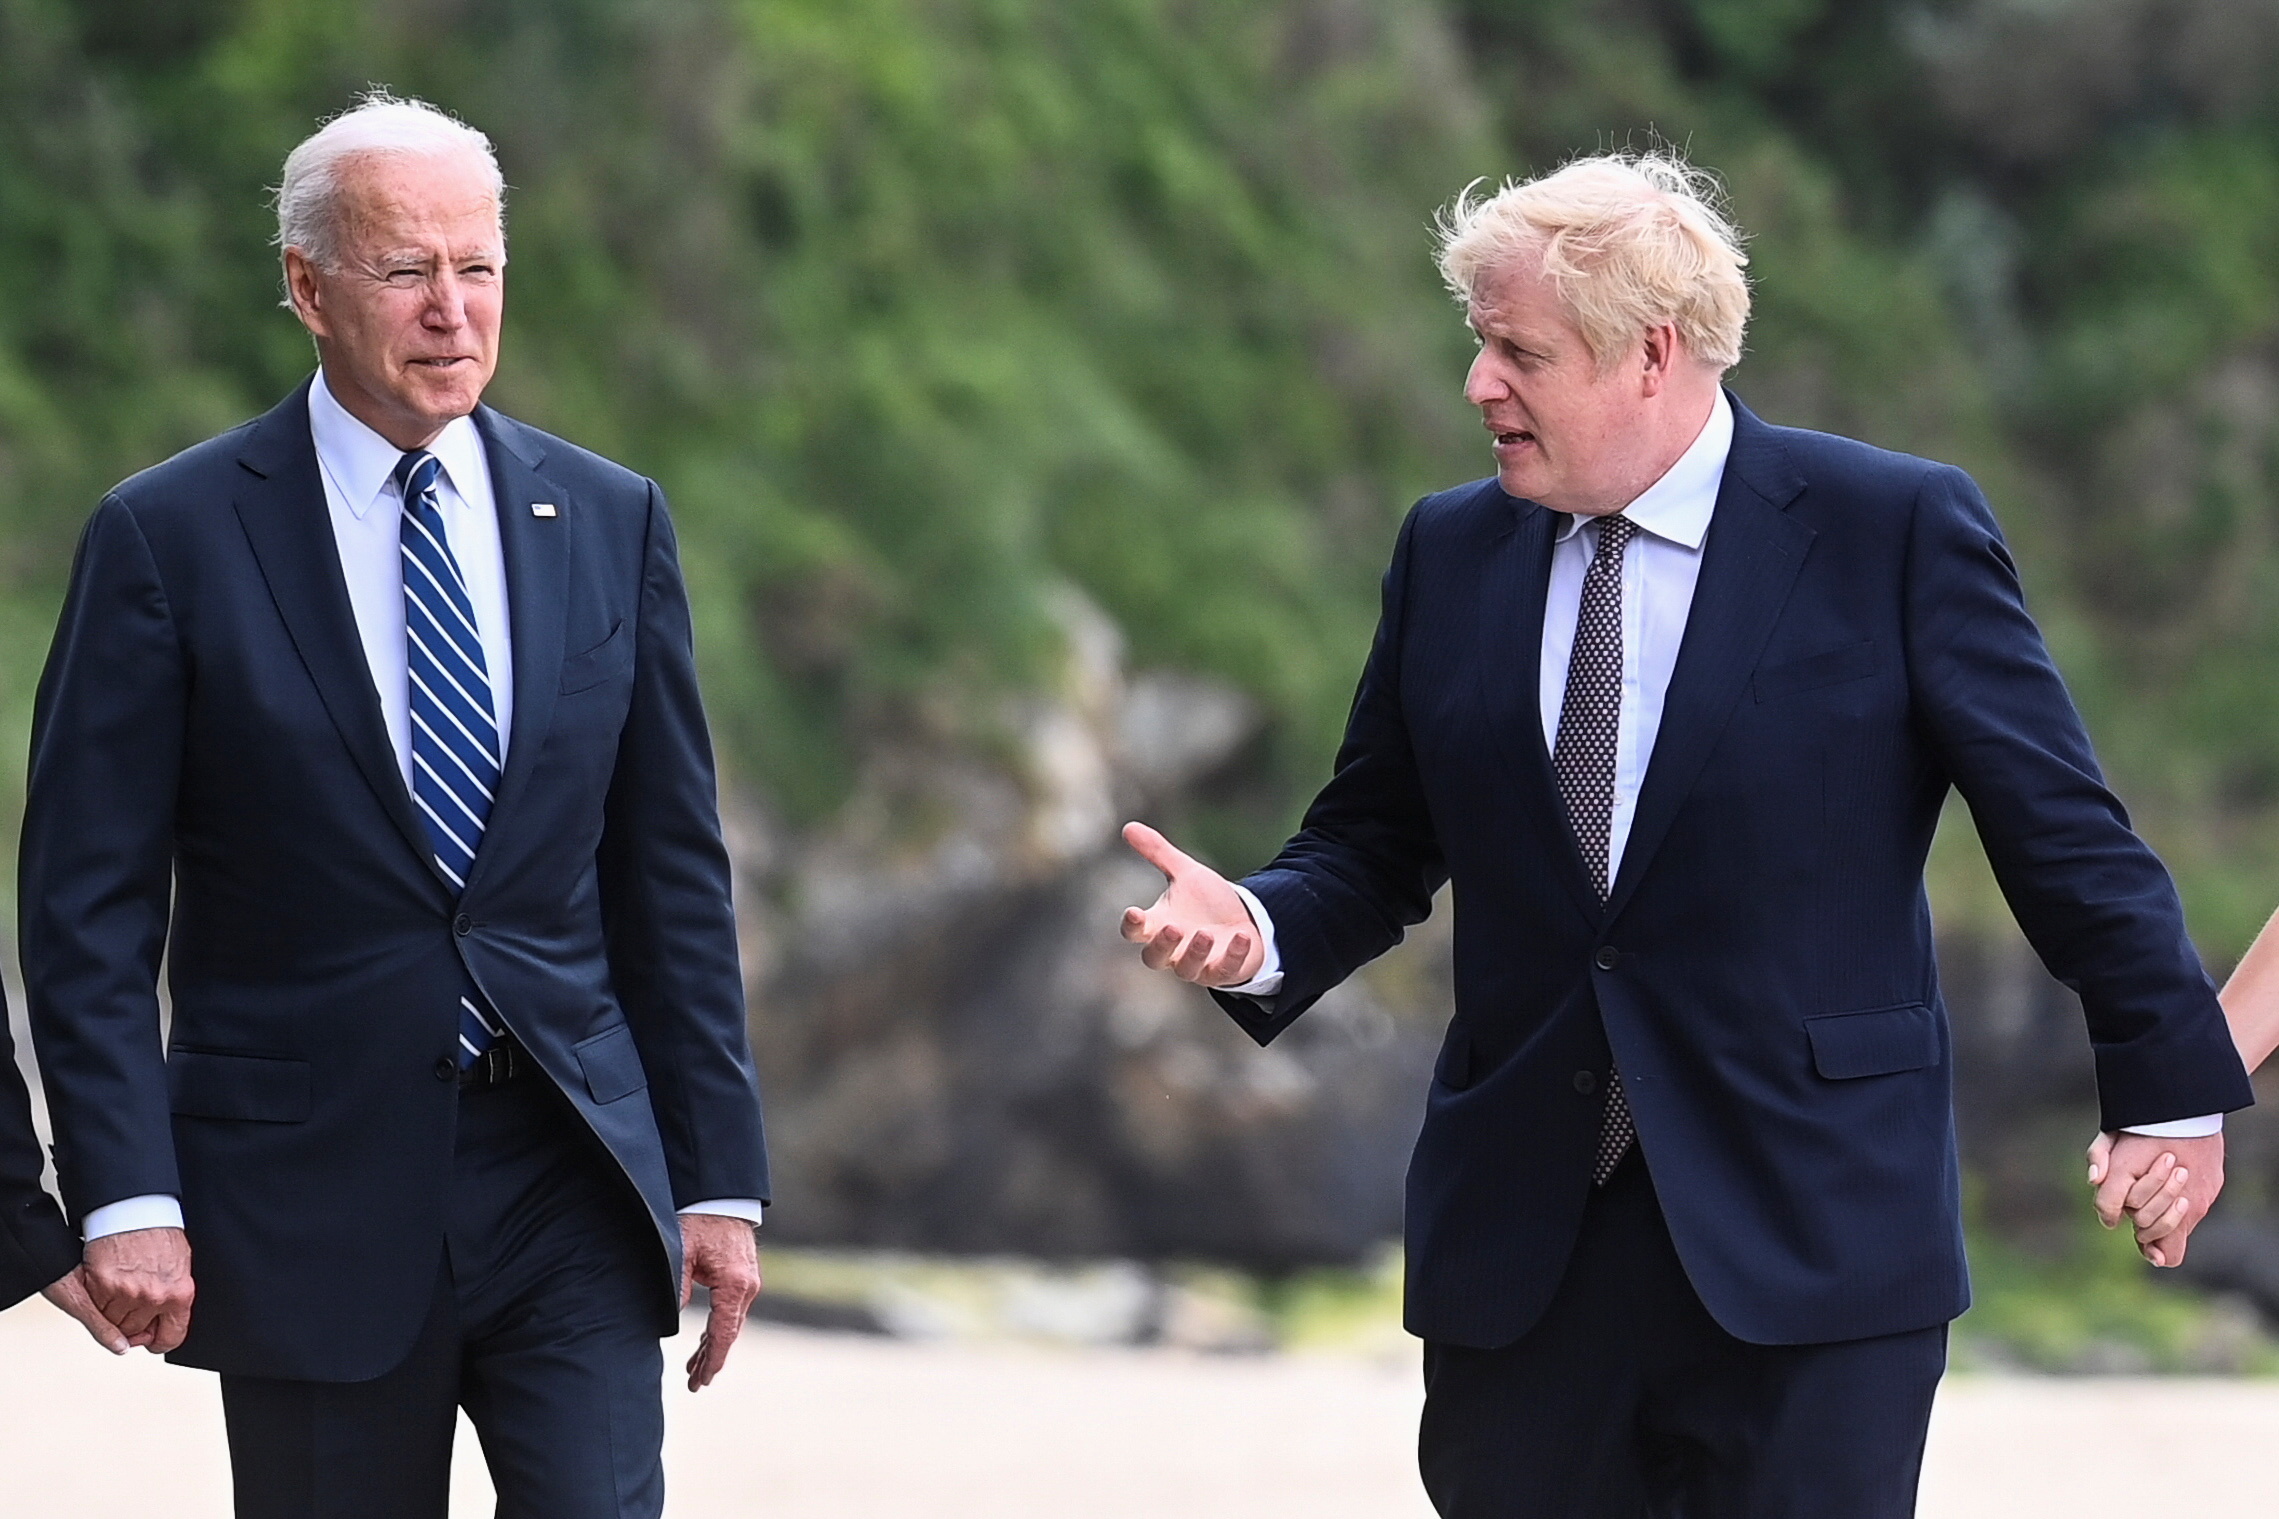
[2086,1131,2225,1267]
[1119,822,1265,988]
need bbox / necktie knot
[393,449,442,505]
[1592,514,1639,562]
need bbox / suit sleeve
[596,483,770,1208]
[0,1001,78,1307]
[18,497,187,1222]
[1904,464,2253,1129]
[1212,504,1449,1045]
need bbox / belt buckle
[463,1041,518,1088]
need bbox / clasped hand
[42,1225,194,1355]
[2085,1132,2224,1267]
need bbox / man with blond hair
[22,93,768,1517]
[1119,152,2250,1514]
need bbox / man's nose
[423,272,468,329]
[1463,351,1508,407]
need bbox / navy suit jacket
[0,1007,77,1309]
[20,380,770,1380]
[1216,396,2253,1350]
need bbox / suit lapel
[1474,497,1602,922]
[464,407,569,895]
[231,383,446,886]
[1603,399,1811,921]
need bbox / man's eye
[385,269,423,285]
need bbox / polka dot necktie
[1551,514,1638,1186]
[395,449,507,1069]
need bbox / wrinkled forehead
[335,150,504,251]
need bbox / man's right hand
[1118,821,1266,988]
[2086,1131,2224,1267]
[41,1266,131,1354]
[83,1226,194,1353]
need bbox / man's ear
[1638,322,1682,398]
[283,249,329,339]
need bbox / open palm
[1118,821,1265,987]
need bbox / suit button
[1594,946,1620,971]
[434,1057,456,1082]
[453,913,473,936]
[1573,1070,1597,1095]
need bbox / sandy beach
[3,1296,2275,1516]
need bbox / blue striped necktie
[394,449,506,1069]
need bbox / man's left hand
[679,1213,761,1391]
[2088,1131,2226,1267]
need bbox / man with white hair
[1120,152,2251,1514]
[21,93,769,1517]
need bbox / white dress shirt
[1223,391,2217,1141]
[85,371,763,1240]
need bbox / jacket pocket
[168,1048,312,1123]
[1754,640,1878,703]
[1805,1003,1938,1080]
[559,620,631,695]
[574,1023,649,1104]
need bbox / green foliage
[0,0,1490,858]
[9,0,2279,951]
[1250,1229,2279,1373]
[1956,1212,2279,1375]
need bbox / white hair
[274,90,503,277]
[1435,151,1751,372]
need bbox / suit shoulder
[484,413,655,508]
[103,418,265,519]
[1759,420,1959,509]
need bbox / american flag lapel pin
[531,502,558,518]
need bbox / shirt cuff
[83,1194,185,1241]
[678,1198,765,1227]
[2118,1114,2224,1139]
[1221,883,1284,997]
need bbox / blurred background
[11,0,2279,1428]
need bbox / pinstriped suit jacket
[1217,395,2251,1349]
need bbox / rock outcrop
[734,590,1445,1268]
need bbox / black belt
[459,1038,527,1089]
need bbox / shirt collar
[1552,388,1734,550]
[308,367,489,520]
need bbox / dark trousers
[221,1075,673,1519]
[1418,1154,1946,1519]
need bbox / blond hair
[1435,152,1750,371]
